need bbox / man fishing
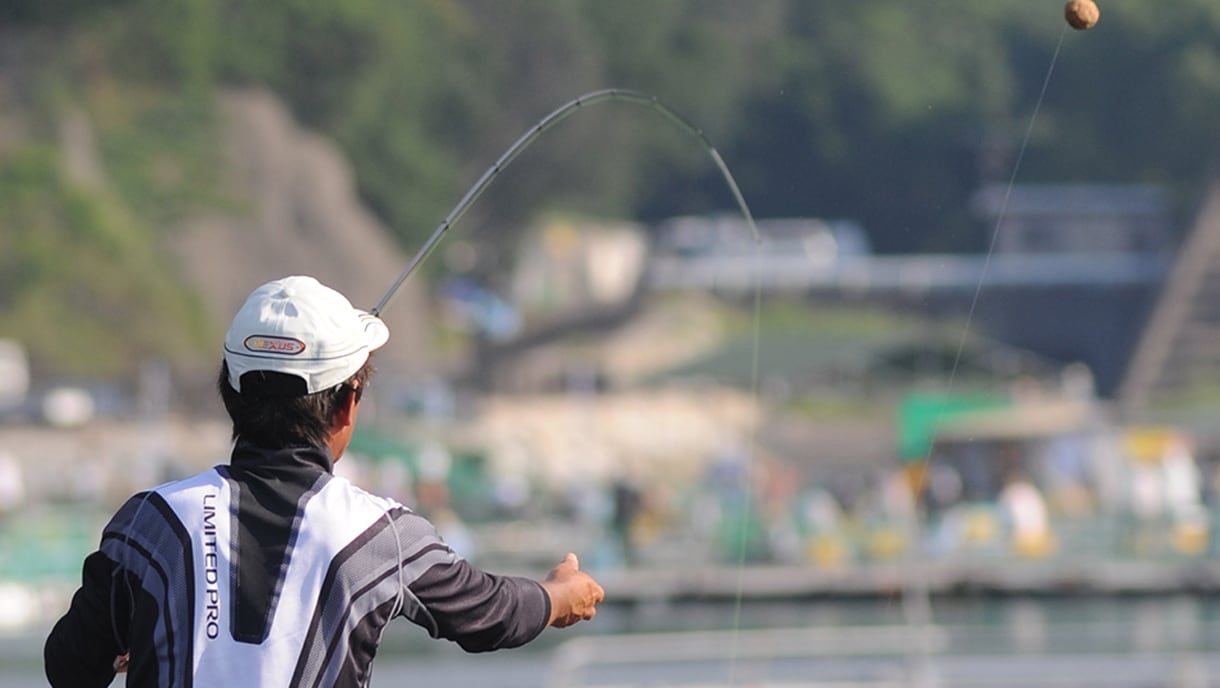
[45,275,604,687]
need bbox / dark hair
[217,358,374,448]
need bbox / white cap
[223,276,389,394]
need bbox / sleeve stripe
[292,508,453,687]
[100,492,195,688]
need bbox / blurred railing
[548,624,1220,688]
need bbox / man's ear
[331,385,359,431]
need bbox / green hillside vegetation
[651,300,1011,391]
[0,25,223,377]
[1,0,1219,377]
[0,143,212,376]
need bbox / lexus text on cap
[223,276,390,394]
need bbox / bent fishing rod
[370,88,759,317]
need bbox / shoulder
[318,472,411,516]
[319,475,459,546]
[105,467,226,529]
[148,465,228,497]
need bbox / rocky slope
[167,89,436,382]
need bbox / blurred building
[510,215,649,320]
[970,183,1172,256]
[962,183,1175,399]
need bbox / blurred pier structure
[1121,180,1220,413]
[649,251,1168,295]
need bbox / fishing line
[899,25,1069,675]
[724,240,765,687]
[947,27,1067,391]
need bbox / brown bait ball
[1065,0,1100,30]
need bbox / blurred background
[4,1,1220,686]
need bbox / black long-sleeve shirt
[45,442,550,687]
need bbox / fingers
[581,574,605,620]
[565,552,580,570]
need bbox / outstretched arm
[392,508,605,651]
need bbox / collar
[230,439,335,475]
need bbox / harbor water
[9,593,1220,687]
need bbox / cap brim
[360,312,390,353]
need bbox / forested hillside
[2,0,1219,378]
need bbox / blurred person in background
[0,450,25,516]
[44,275,603,687]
